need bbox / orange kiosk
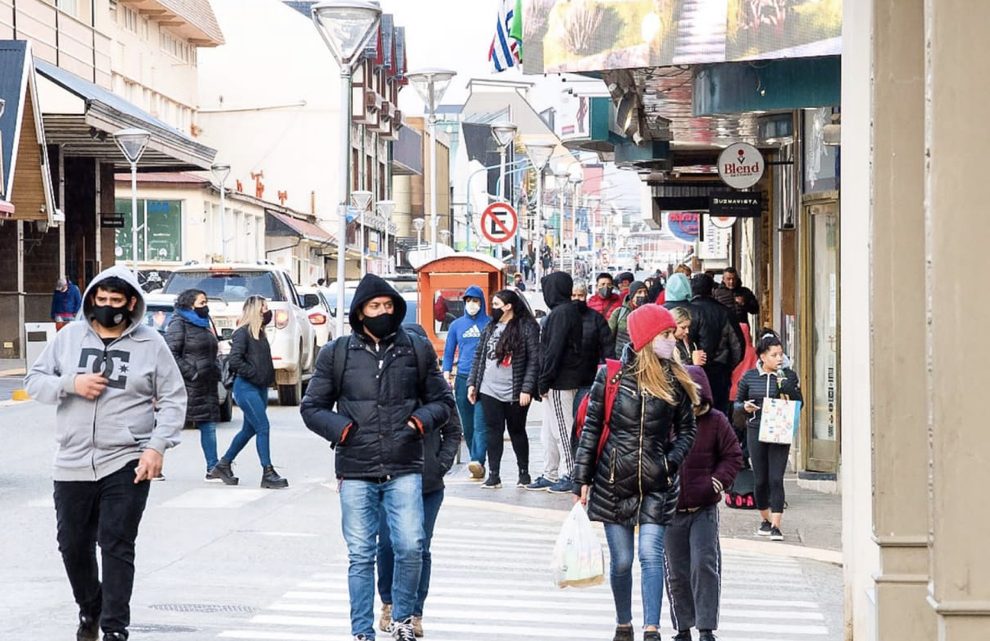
[416,253,505,356]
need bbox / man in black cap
[689,273,744,416]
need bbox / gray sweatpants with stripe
[663,504,722,632]
[541,388,577,481]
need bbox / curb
[444,494,844,566]
[0,397,33,408]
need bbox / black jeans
[704,363,733,417]
[664,505,722,632]
[479,393,530,478]
[53,460,151,636]
[747,428,790,512]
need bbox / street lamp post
[413,217,425,251]
[407,68,456,259]
[211,164,231,262]
[524,142,555,290]
[113,128,151,275]
[491,121,517,264]
[569,173,583,274]
[312,0,382,338]
[351,190,372,277]
[376,200,395,273]
[554,170,569,273]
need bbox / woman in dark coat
[573,304,699,641]
[166,289,221,481]
[466,289,542,489]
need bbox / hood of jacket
[665,273,692,303]
[80,265,147,334]
[462,284,489,318]
[541,272,574,308]
[685,365,713,406]
[349,274,406,336]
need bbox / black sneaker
[103,632,128,641]
[482,475,502,489]
[770,526,784,541]
[643,630,661,641]
[673,631,693,641]
[612,625,634,641]
[757,520,772,536]
[261,465,289,489]
[207,459,239,486]
[698,631,717,641]
[517,471,532,487]
[76,614,99,641]
[390,617,416,641]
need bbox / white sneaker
[390,618,416,641]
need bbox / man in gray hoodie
[25,265,186,641]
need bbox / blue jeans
[377,489,444,615]
[341,473,425,638]
[604,522,666,628]
[224,378,272,468]
[454,373,487,465]
[196,422,218,472]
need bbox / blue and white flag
[489,0,521,72]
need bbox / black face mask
[92,304,128,328]
[490,308,504,323]
[194,306,210,318]
[363,313,395,339]
[262,310,273,326]
[633,295,647,308]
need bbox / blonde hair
[239,295,267,340]
[670,306,692,324]
[633,343,700,406]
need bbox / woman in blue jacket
[441,285,490,480]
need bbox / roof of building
[157,0,225,45]
[267,210,335,243]
[113,171,210,184]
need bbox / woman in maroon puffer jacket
[663,366,743,641]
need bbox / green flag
[510,0,524,61]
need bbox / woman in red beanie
[573,304,699,641]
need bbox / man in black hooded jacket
[301,274,455,641]
[526,272,584,494]
[689,273,744,417]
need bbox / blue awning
[35,57,216,170]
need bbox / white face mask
[464,301,481,317]
[652,335,677,360]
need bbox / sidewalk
[449,397,843,564]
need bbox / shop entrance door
[803,197,840,473]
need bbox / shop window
[114,199,183,263]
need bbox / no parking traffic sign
[480,202,518,245]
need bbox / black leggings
[480,393,530,477]
[747,428,789,512]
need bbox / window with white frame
[122,5,138,32]
[56,0,78,16]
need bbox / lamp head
[491,121,517,148]
[406,68,456,115]
[525,142,555,171]
[311,0,382,69]
[211,164,231,185]
[350,190,373,211]
[113,128,151,164]
[376,199,395,217]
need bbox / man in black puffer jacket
[688,273,744,417]
[301,274,454,641]
[529,271,583,494]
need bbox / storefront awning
[35,58,216,171]
[266,211,336,245]
[0,41,57,223]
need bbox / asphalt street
[0,396,843,641]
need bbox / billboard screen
[524,0,841,73]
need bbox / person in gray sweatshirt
[25,265,186,641]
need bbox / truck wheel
[278,378,302,406]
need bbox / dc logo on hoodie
[79,348,131,390]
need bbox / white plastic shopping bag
[551,503,605,589]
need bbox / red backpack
[574,359,623,462]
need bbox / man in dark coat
[301,274,455,641]
[571,278,614,410]
[713,267,759,326]
[527,271,583,494]
[689,273,744,417]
